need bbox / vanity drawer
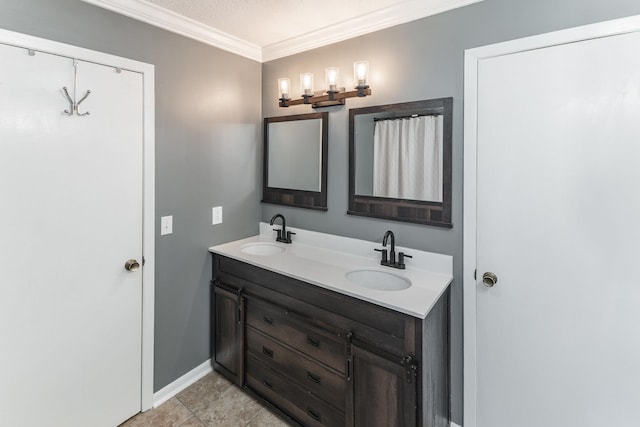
[246,354,345,427]
[246,297,346,373]
[246,326,345,411]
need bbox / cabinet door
[348,343,417,427]
[212,281,244,384]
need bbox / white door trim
[463,14,640,427]
[0,28,155,411]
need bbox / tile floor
[120,370,289,427]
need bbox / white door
[470,30,640,426]
[0,43,144,426]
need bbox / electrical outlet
[212,206,223,225]
[160,215,173,235]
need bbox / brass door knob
[124,259,140,272]
[482,272,498,287]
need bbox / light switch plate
[160,215,173,235]
[212,206,223,225]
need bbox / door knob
[482,272,498,287]
[124,259,140,272]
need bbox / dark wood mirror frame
[348,98,453,227]
[262,112,329,211]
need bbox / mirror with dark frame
[262,112,329,210]
[348,98,453,227]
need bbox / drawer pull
[262,346,274,358]
[307,408,321,421]
[262,379,273,389]
[263,316,273,325]
[306,371,321,384]
[307,336,320,347]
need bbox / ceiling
[82,0,482,62]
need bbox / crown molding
[263,0,483,61]
[83,0,483,63]
[81,0,263,62]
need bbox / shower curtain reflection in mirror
[373,115,443,202]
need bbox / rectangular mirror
[349,98,453,227]
[263,112,328,210]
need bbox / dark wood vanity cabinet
[211,254,450,427]
[212,283,244,382]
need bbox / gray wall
[0,0,262,391]
[261,0,640,423]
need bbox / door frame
[0,28,155,411]
[463,14,640,427]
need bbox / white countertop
[209,223,453,319]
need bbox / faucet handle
[374,248,388,263]
[398,252,412,269]
[272,228,282,240]
[285,231,296,242]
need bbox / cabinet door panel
[350,344,417,427]
[213,283,243,383]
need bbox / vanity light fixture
[278,61,371,108]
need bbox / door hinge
[474,269,477,280]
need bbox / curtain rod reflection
[373,112,442,122]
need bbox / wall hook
[61,61,91,116]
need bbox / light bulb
[325,67,339,92]
[353,61,369,87]
[278,77,291,99]
[300,73,314,96]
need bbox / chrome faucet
[269,213,295,244]
[375,230,412,269]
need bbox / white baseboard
[152,359,212,408]
[452,422,462,427]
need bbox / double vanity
[209,222,452,427]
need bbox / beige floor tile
[246,408,291,426]
[120,370,289,427]
[193,384,263,427]
[120,397,193,427]
[176,371,234,414]
[177,415,207,427]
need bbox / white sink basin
[345,269,411,291]
[240,242,285,256]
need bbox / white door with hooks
[464,17,640,427]
[0,40,147,426]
